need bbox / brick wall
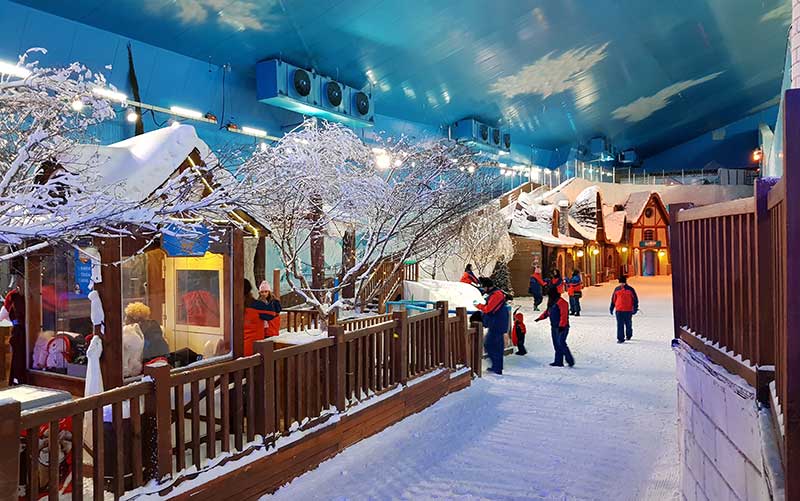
[793,0,800,87]
[674,340,772,501]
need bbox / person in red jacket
[536,287,575,367]
[549,269,565,294]
[460,264,480,287]
[243,280,277,356]
[512,311,527,356]
[610,275,639,343]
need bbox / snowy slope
[268,277,679,501]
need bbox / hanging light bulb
[467,165,475,174]
[70,99,84,111]
[126,109,139,123]
[259,142,268,152]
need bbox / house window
[644,207,654,218]
[644,229,655,241]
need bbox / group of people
[462,263,641,376]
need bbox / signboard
[73,249,93,297]
[162,225,210,257]
[639,240,662,248]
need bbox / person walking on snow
[475,277,510,375]
[610,275,639,343]
[528,266,545,310]
[549,269,565,294]
[460,264,480,287]
[536,287,574,367]
[567,269,583,316]
[512,310,527,355]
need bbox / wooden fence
[1,302,482,501]
[668,88,800,498]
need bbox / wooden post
[436,301,449,368]
[254,339,276,438]
[232,229,245,358]
[667,204,692,338]
[471,321,484,377]
[0,400,20,500]
[143,364,172,482]
[782,88,800,499]
[24,254,42,372]
[254,236,266,286]
[754,179,776,367]
[456,307,468,368]
[95,237,124,390]
[272,268,281,299]
[392,310,409,384]
[341,227,356,299]
[329,325,347,412]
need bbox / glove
[609,309,614,316]
[633,309,639,315]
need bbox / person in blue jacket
[567,269,583,316]
[475,277,510,375]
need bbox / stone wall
[674,340,773,501]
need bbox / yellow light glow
[621,246,629,253]
[658,250,667,258]
[576,250,584,258]
[591,248,600,256]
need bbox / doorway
[643,250,656,277]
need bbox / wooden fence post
[0,399,20,500]
[143,364,172,482]
[456,307,468,368]
[782,88,800,499]
[254,339,276,438]
[329,325,347,412]
[436,301,449,368]
[471,321,484,377]
[393,310,409,384]
[754,178,776,403]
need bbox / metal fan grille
[326,82,342,107]
[354,91,370,115]
[293,69,311,96]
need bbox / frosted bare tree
[0,49,249,252]
[241,119,499,324]
[454,203,515,276]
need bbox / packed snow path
[268,277,679,501]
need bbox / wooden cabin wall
[508,236,543,296]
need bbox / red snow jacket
[610,284,639,313]
[537,298,569,329]
[512,313,526,345]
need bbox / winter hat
[259,280,271,293]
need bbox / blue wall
[641,106,778,173]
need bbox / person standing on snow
[460,264,480,287]
[258,280,282,337]
[528,266,545,311]
[475,277,510,375]
[536,287,574,367]
[549,269,565,294]
[512,310,527,356]
[567,269,583,316]
[610,275,639,343]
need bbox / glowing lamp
[467,166,475,174]
[126,109,139,123]
[591,248,600,256]
[658,250,667,258]
[374,150,392,170]
[621,246,629,253]
[752,148,763,163]
[0,60,31,78]
[70,99,84,112]
[576,250,584,258]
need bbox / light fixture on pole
[0,60,32,79]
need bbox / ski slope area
[267,277,679,501]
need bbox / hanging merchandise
[162,224,210,257]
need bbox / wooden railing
[357,259,418,313]
[338,313,393,333]
[283,308,320,333]
[4,301,481,500]
[667,88,800,498]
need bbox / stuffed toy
[32,331,54,369]
[122,323,145,377]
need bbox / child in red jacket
[512,311,527,356]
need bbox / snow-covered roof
[603,211,626,243]
[61,123,211,202]
[567,186,600,241]
[623,191,657,223]
[509,201,582,247]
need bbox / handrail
[273,337,334,359]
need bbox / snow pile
[603,210,627,243]
[508,201,583,247]
[61,123,211,203]
[403,279,483,310]
[271,329,327,345]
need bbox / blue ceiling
[11,0,791,156]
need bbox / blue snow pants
[616,311,633,341]
[484,328,505,374]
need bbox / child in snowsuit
[513,311,527,355]
[528,267,545,311]
[536,287,575,367]
[610,275,639,343]
[567,270,583,316]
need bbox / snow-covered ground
[266,276,679,501]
